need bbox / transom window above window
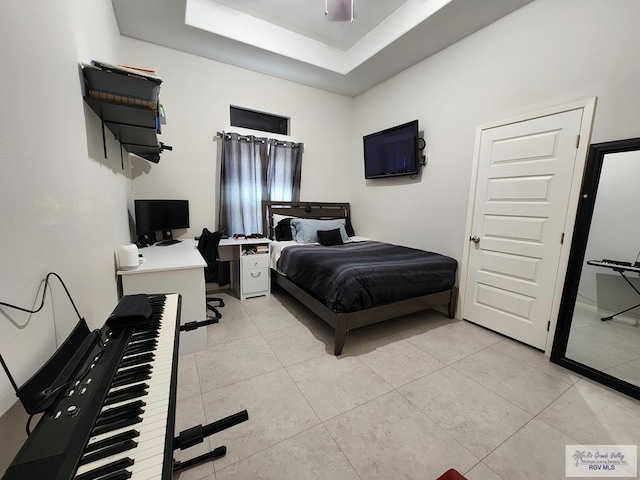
[230,106,289,135]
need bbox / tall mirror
[552,137,640,401]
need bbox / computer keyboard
[157,239,181,246]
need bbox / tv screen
[135,199,189,235]
[363,120,419,179]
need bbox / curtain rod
[215,131,303,149]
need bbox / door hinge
[576,135,581,148]
[561,232,565,244]
[547,320,551,332]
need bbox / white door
[463,109,584,349]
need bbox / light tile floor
[173,290,640,480]
[567,306,640,387]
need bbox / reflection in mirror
[552,138,640,400]
[568,149,640,384]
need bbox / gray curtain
[218,133,303,235]
[218,133,268,236]
[267,140,303,202]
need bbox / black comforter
[277,241,457,313]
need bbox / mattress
[275,240,457,313]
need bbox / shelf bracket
[101,120,107,159]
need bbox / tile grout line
[473,386,584,478]
[212,423,323,477]
[187,293,633,479]
[320,421,365,480]
[449,343,577,400]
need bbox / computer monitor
[135,199,189,245]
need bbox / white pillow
[271,213,298,240]
[272,213,295,226]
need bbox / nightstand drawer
[241,254,269,270]
[241,268,268,294]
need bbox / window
[230,106,289,136]
[218,133,303,235]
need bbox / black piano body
[3,294,181,480]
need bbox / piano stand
[172,409,249,473]
[180,318,220,331]
[173,446,227,473]
[600,268,640,321]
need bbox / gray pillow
[291,218,348,244]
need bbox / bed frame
[262,200,458,355]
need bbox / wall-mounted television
[134,199,189,236]
[363,120,420,179]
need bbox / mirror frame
[551,137,640,401]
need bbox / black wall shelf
[81,63,171,166]
[84,96,162,164]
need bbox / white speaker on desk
[116,244,140,270]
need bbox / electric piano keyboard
[587,260,640,273]
[3,293,181,480]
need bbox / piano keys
[586,259,640,273]
[3,293,181,480]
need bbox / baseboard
[575,301,640,327]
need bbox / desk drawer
[242,268,269,294]
[241,254,269,270]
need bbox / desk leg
[219,244,242,299]
[121,269,207,354]
[230,259,241,299]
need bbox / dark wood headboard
[262,201,351,239]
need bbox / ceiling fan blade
[325,0,354,22]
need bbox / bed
[262,201,458,355]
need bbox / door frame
[458,98,597,355]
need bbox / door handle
[470,236,481,244]
[250,271,262,278]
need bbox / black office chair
[197,228,226,320]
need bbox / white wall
[0,0,129,467]
[351,0,640,265]
[119,37,354,238]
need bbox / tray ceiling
[111,0,534,96]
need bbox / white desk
[117,240,207,355]
[219,238,271,300]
